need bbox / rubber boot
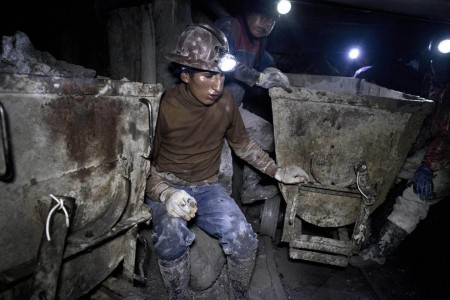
[349,220,408,268]
[241,165,278,204]
[227,253,256,300]
[158,250,191,300]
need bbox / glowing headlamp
[348,48,360,60]
[437,39,450,54]
[277,0,291,15]
[218,53,237,72]
[216,46,237,72]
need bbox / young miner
[145,24,309,299]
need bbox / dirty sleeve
[145,165,170,202]
[232,62,261,87]
[231,139,278,177]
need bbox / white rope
[45,194,70,241]
[356,171,369,199]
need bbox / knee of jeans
[222,221,258,258]
[153,216,196,261]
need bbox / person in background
[349,33,450,268]
[215,0,293,203]
[145,24,310,299]
[353,56,423,96]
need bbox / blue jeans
[146,183,258,261]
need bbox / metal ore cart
[270,74,434,267]
[0,74,161,298]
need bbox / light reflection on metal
[0,101,13,181]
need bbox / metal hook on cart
[351,161,376,252]
[354,162,376,205]
[0,101,13,181]
[139,98,153,159]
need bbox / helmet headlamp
[215,46,237,72]
[277,0,291,15]
[437,39,450,54]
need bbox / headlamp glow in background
[277,0,291,14]
[218,53,237,72]
[348,48,360,59]
[437,39,450,54]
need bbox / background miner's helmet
[244,0,281,19]
[166,24,237,73]
[428,32,450,78]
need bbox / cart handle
[0,102,13,181]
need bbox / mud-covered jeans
[388,149,450,233]
[146,183,258,262]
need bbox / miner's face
[181,71,225,106]
[246,12,277,38]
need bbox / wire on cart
[45,194,70,241]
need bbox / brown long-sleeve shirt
[146,83,277,201]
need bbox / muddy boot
[241,165,278,204]
[227,253,256,299]
[349,221,408,268]
[158,250,191,300]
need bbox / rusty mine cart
[0,74,161,298]
[269,74,434,267]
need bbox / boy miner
[145,24,309,299]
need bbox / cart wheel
[260,195,281,239]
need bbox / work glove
[410,164,433,201]
[275,165,310,184]
[256,67,293,93]
[160,187,198,221]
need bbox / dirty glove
[256,67,293,93]
[410,164,433,200]
[160,187,198,221]
[275,165,310,184]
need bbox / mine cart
[0,74,161,298]
[270,74,434,267]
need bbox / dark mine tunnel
[1,0,450,299]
